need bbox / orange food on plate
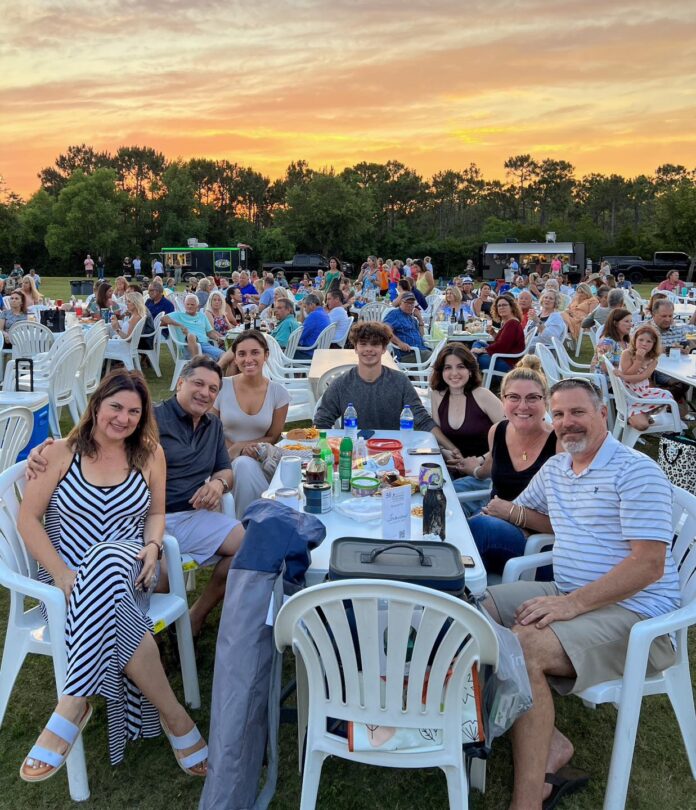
[286,427,320,441]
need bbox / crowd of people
[5,253,695,808]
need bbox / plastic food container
[350,476,380,497]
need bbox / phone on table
[460,555,476,568]
[357,429,375,440]
[407,448,440,455]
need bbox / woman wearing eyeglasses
[467,356,560,576]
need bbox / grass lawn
[0,279,694,808]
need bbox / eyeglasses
[502,394,545,405]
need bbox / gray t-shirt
[314,366,435,432]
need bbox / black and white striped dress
[39,454,160,765]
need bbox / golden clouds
[1,0,695,196]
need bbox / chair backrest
[274,579,498,730]
[284,325,303,359]
[122,316,146,355]
[425,293,443,311]
[536,344,562,387]
[8,321,55,359]
[524,325,538,348]
[0,462,33,582]
[81,323,109,396]
[317,364,354,397]
[602,356,628,425]
[358,302,387,322]
[50,325,84,353]
[315,322,337,350]
[50,339,86,404]
[550,336,573,371]
[0,408,33,474]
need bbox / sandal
[20,704,93,783]
[542,765,590,810]
[161,717,208,777]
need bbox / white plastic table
[673,303,695,321]
[268,429,488,595]
[657,353,696,387]
[308,349,399,401]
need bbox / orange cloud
[1,0,694,197]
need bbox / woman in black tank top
[467,356,559,577]
[430,345,505,517]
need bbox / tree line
[0,144,694,276]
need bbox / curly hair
[350,320,393,347]
[67,370,158,470]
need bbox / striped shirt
[514,433,681,619]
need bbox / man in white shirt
[133,255,142,274]
[325,289,351,347]
[482,378,680,809]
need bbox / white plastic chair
[482,326,537,390]
[295,323,337,362]
[603,357,682,448]
[274,579,499,810]
[397,338,446,390]
[104,316,146,373]
[8,321,55,360]
[0,462,201,802]
[501,485,696,810]
[137,312,164,377]
[0,407,33,473]
[75,323,109,416]
[283,326,304,360]
[316,364,354,399]
[6,336,86,437]
[167,327,203,391]
[358,302,387,322]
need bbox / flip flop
[542,765,590,810]
[20,704,93,783]
[160,717,208,777]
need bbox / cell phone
[407,448,440,455]
[460,555,476,568]
[357,429,375,440]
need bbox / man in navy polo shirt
[146,280,175,319]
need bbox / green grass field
[0,279,694,808]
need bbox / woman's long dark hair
[430,344,481,392]
[67,370,158,470]
[602,308,631,343]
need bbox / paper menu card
[381,484,412,540]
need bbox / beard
[560,433,589,455]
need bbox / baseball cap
[462,276,473,283]
[401,292,417,302]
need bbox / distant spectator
[84,254,95,278]
[326,289,351,347]
[658,270,680,293]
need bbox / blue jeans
[468,513,553,579]
[201,343,224,361]
[476,353,513,374]
[453,475,491,518]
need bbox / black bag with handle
[40,308,66,332]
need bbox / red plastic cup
[75,305,83,317]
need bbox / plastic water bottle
[344,403,358,441]
[399,405,414,446]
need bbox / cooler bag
[329,538,466,596]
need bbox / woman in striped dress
[18,370,207,782]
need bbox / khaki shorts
[487,581,676,694]
[165,509,240,565]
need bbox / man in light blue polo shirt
[483,378,681,809]
[270,298,299,349]
[162,294,224,361]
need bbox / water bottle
[344,403,358,441]
[399,405,414,446]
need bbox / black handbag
[657,432,696,494]
[40,308,66,332]
[15,358,33,392]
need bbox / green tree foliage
[279,171,376,257]
[45,170,128,271]
[4,146,696,275]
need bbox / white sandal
[161,718,208,777]
[20,704,92,783]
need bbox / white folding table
[268,429,488,595]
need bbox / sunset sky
[2,0,695,198]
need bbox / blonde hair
[114,276,128,295]
[500,354,548,398]
[576,283,593,299]
[21,275,41,304]
[124,291,147,319]
[196,278,211,292]
[444,286,463,305]
[206,290,225,311]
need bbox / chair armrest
[221,492,236,517]
[162,534,187,597]
[457,488,491,503]
[525,533,555,555]
[0,565,67,614]
[501,550,553,583]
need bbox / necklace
[513,428,548,462]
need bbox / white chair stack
[104,316,146,373]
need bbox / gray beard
[561,435,589,455]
